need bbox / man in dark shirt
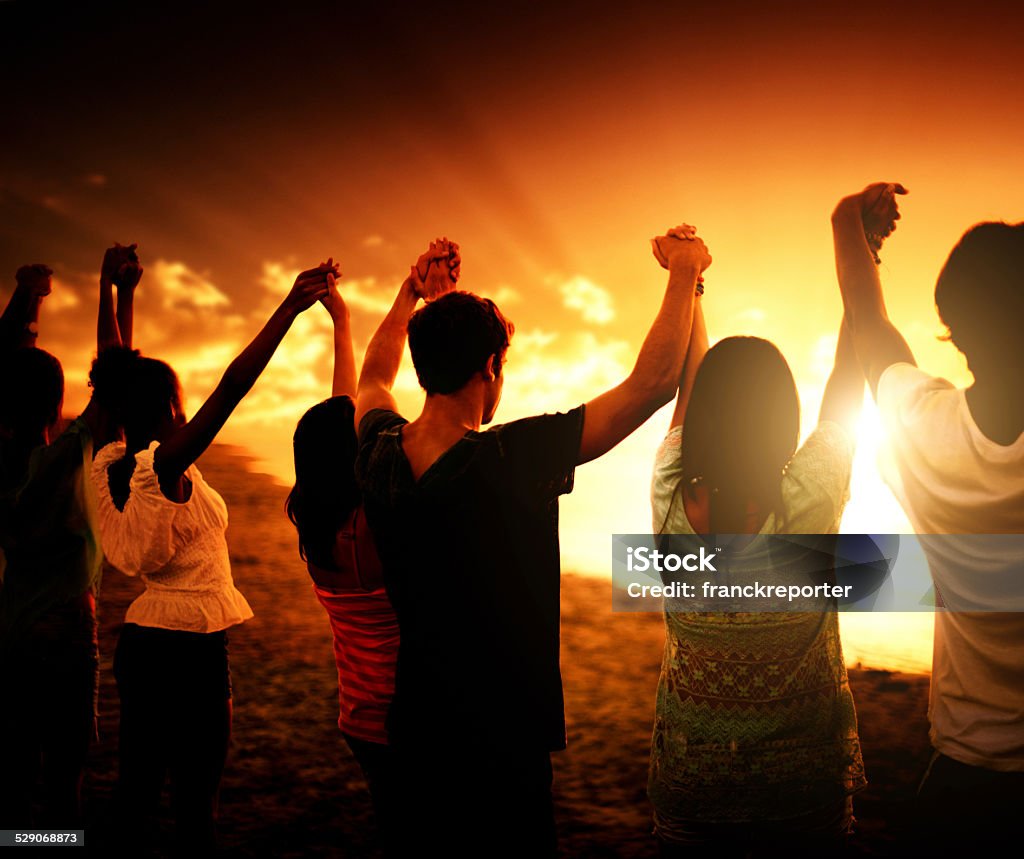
[356,232,711,855]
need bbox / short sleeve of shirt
[91,442,182,576]
[1,416,95,546]
[876,360,946,417]
[651,426,687,534]
[874,362,962,520]
[876,362,953,437]
[490,405,585,498]
[355,409,408,484]
[782,421,856,533]
[0,417,100,638]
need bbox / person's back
[644,241,868,853]
[877,362,1024,768]
[355,232,710,855]
[832,186,1024,846]
[359,405,582,752]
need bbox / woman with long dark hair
[286,241,457,853]
[647,223,873,856]
[89,257,333,851]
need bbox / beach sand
[81,445,932,856]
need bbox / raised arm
[818,316,864,435]
[577,226,711,464]
[113,244,142,350]
[831,182,915,394]
[317,258,357,399]
[153,264,332,482]
[354,239,459,430]
[669,293,709,430]
[1,264,52,349]
[83,245,142,443]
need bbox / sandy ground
[77,445,933,856]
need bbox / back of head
[407,291,514,394]
[680,336,800,532]
[0,347,64,440]
[935,221,1024,377]
[287,396,360,567]
[89,347,181,444]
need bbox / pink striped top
[308,507,398,745]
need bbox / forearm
[831,315,862,385]
[671,297,708,425]
[331,307,358,399]
[97,279,121,352]
[0,287,40,349]
[819,316,865,429]
[629,262,701,400]
[831,199,889,325]
[115,288,134,350]
[357,279,418,394]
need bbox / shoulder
[487,404,586,450]
[781,421,856,530]
[358,408,407,445]
[793,421,855,466]
[355,410,406,484]
[59,416,93,448]
[877,363,954,415]
[29,417,90,469]
[650,427,690,533]
[93,440,127,473]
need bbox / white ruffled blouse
[92,441,254,633]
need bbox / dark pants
[392,744,556,859]
[0,594,98,829]
[343,733,398,856]
[912,750,1024,852]
[113,623,232,853]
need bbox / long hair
[675,336,800,534]
[286,396,360,568]
[89,346,180,444]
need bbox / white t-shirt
[877,362,1024,770]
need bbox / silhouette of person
[833,183,1024,850]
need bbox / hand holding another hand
[101,243,143,290]
[860,182,907,261]
[317,257,347,319]
[835,182,908,263]
[16,263,53,298]
[285,263,334,315]
[651,223,712,285]
[412,237,461,301]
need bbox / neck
[966,368,1024,444]
[125,432,157,456]
[416,388,486,433]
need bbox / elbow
[643,372,679,410]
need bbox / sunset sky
[3,1,1022,669]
